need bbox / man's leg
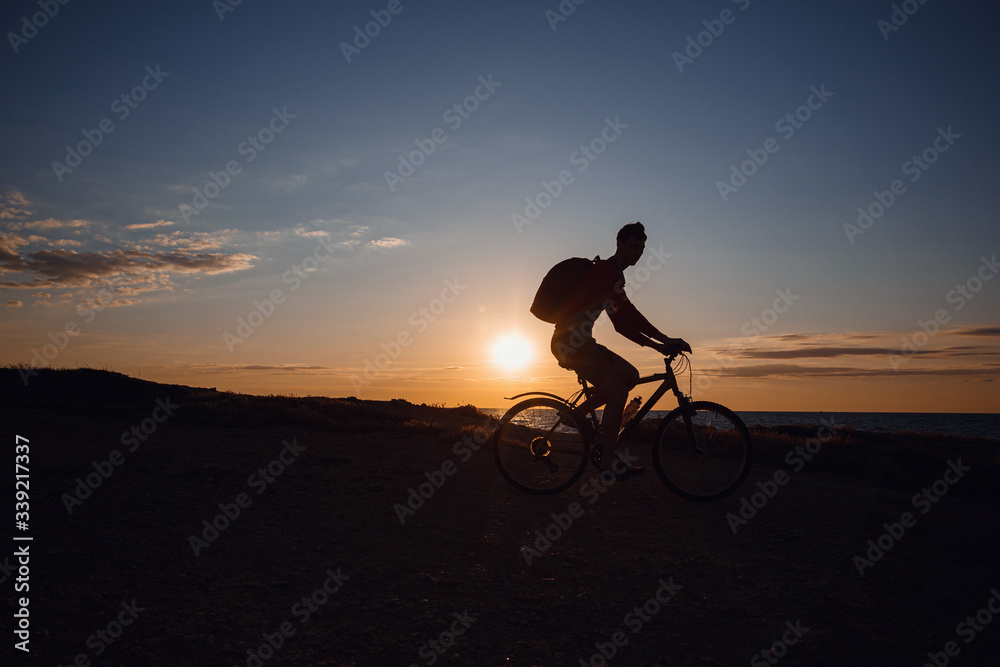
[597,369,629,472]
[591,348,639,472]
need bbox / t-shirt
[553,257,661,348]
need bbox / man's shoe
[617,466,645,481]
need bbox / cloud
[369,237,407,248]
[0,246,256,290]
[5,299,22,307]
[125,220,175,230]
[953,326,1000,337]
[716,363,1000,379]
[737,347,897,359]
[0,191,31,219]
[0,235,27,271]
[143,229,236,251]
[189,364,334,374]
[8,218,90,231]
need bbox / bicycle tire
[652,401,752,502]
[493,397,592,494]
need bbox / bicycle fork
[678,397,707,454]
[663,365,708,455]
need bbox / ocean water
[487,408,1000,441]
[732,412,1000,441]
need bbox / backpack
[530,256,599,323]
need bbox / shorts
[551,330,638,391]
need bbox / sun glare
[491,334,534,372]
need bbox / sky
[1,0,998,412]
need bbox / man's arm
[607,296,691,353]
[608,297,666,342]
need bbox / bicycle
[492,353,752,501]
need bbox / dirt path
[3,378,999,666]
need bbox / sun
[491,333,534,372]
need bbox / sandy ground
[2,370,999,666]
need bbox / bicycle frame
[495,352,752,498]
[503,354,692,442]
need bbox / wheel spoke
[493,399,590,494]
[653,402,752,501]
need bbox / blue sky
[2,0,998,411]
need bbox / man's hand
[653,338,691,356]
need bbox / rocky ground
[2,368,998,666]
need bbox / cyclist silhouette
[550,222,690,476]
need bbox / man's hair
[616,221,646,244]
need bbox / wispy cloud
[953,326,1000,337]
[142,229,237,251]
[0,246,256,290]
[125,220,175,230]
[717,363,1000,379]
[189,363,335,374]
[8,218,90,231]
[696,328,1000,384]
[369,237,407,249]
[737,346,897,359]
[0,191,31,219]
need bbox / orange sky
[100,321,998,414]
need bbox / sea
[728,412,1000,441]
[485,409,1000,441]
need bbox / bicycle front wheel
[493,397,592,494]
[652,401,752,502]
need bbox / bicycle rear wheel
[493,397,591,494]
[652,401,752,501]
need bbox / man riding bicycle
[550,222,691,477]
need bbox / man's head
[615,221,646,268]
